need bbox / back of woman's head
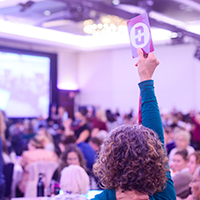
[60,135,77,146]
[29,135,45,149]
[60,165,89,194]
[93,124,168,195]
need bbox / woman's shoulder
[53,193,88,200]
[23,149,58,161]
[91,189,116,200]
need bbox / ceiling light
[146,0,154,6]
[0,19,129,49]
[44,10,51,16]
[0,19,173,50]
[112,0,120,5]
[83,15,127,36]
[171,32,184,45]
[171,32,179,38]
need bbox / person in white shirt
[169,129,195,169]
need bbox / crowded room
[0,0,200,200]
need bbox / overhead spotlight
[194,46,200,60]
[112,0,120,5]
[171,32,178,39]
[146,0,154,6]
[171,32,184,45]
[44,10,51,16]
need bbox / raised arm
[136,48,164,142]
[137,48,176,200]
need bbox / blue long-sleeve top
[92,80,176,200]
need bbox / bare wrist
[140,76,152,82]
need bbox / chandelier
[83,15,128,36]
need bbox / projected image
[0,52,50,118]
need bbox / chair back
[24,161,58,197]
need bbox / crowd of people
[0,48,200,200]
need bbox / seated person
[88,137,103,152]
[187,151,200,175]
[52,165,89,200]
[177,165,200,200]
[17,135,58,196]
[60,165,89,194]
[57,136,96,173]
[172,149,193,198]
[51,144,88,183]
[164,126,176,155]
[64,108,91,144]
[169,129,195,168]
[37,127,55,151]
[91,109,107,137]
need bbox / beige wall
[77,43,200,114]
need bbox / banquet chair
[24,161,58,197]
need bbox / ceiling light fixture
[0,19,173,50]
[112,0,120,5]
[83,15,128,36]
[43,10,51,16]
[171,32,184,45]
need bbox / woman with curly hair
[92,48,176,200]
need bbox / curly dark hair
[93,124,169,195]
